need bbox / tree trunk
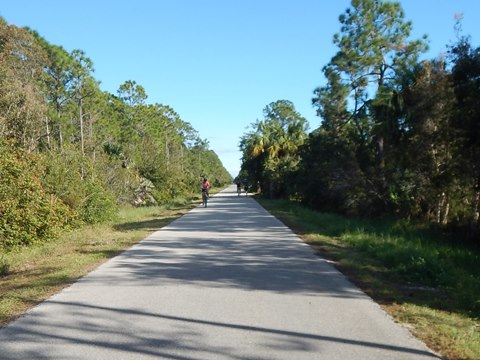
[471,176,480,239]
[473,191,480,223]
[45,117,51,149]
[78,97,86,180]
[376,135,385,171]
[79,97,85,156]
[442,201,450,226]
[88,114,94,139]
[436,192,450,225]
[180,144,184,172]
[166,139,170,168]
[375,134,387,207]
[59,127,63,149]
[436,192,445,224]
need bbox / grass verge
[0,197,200,327]
[258,198,480,360]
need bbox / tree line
[0,18,231,249]
[240,0,480,241]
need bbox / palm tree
[239,100,308,198]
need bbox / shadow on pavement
[82,189,384,297]
[2,300,438,360]
[0,187,440,359]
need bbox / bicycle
[202,188,208,207]
[200,177,210,208]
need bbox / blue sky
[1,1,479,176]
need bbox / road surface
[0,185,438,359]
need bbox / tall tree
[0,18,48,151]
[117,80,147,107]
[29,30,78,150]
[398,59,456,222]
[1,17,231,217]
[302,66,366,212]
[312,0,428,212]
[240,100,308,198]
[70,49,96,158]
[449,37,480,236]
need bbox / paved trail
[0,186,438,359]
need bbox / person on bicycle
[236,179,242,196]
[201,177,210,198]
[242,179,249,196]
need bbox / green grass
[0,199,199,327]
[258,198,480,360]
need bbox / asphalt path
[0,185,439,359]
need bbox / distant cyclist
[236,180,242,196]
[201,177,210,198]
[242,179,249,196]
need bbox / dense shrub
[41,146,118,224]
[0,142,76,249]
[78,180,118,224]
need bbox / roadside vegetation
[259,198,480,360]
[0,17,231,252]
[239,1,480,241]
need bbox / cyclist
[201,177,210,198]
[242,179,249,196]
[236,179,242,196]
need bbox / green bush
[93,152,140,205]
[0,142,76,249]
[41,145,89,210]
[41,146,118,224]
[0,255,10,276]
[78,180,118,224]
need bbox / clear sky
[1,1,479,176]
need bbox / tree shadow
[113,216,179,232]
[79,190,393,297]
[0,300,439,359]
